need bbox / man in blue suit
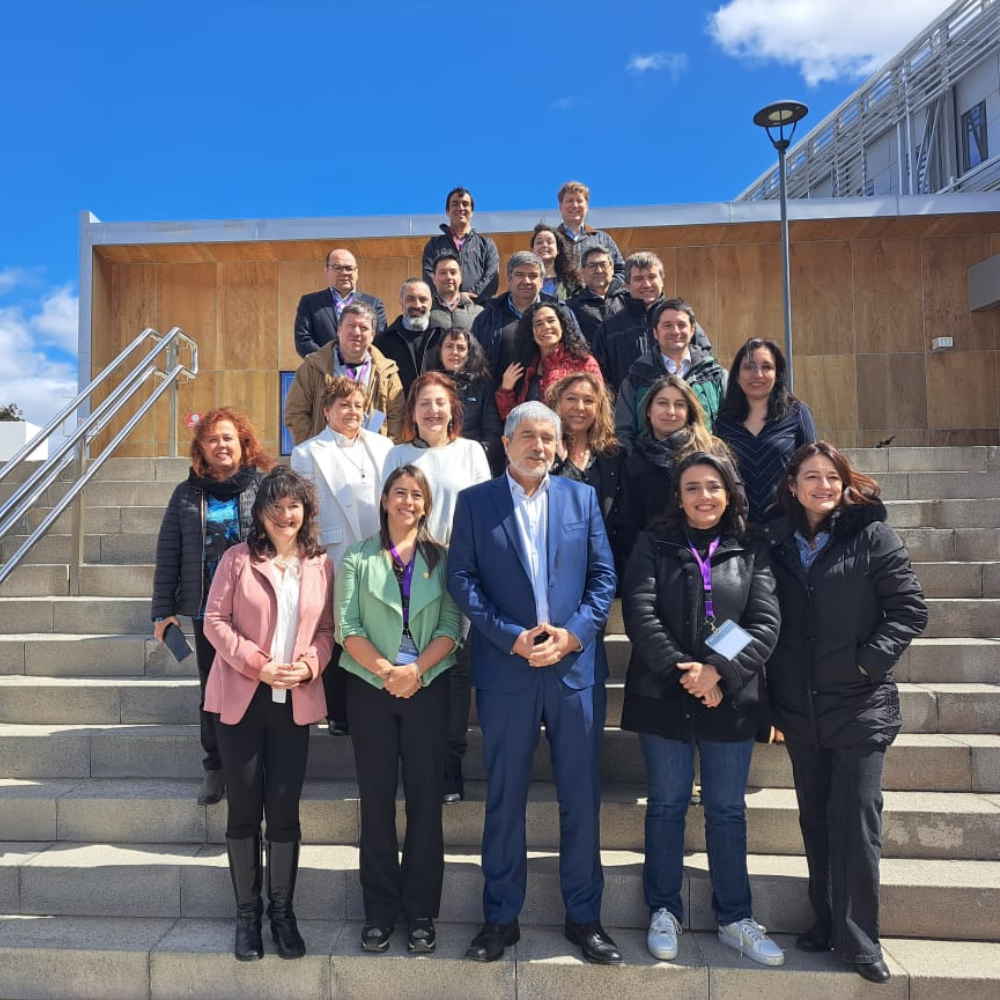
[448,401,620,964]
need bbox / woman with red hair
[152,407,272,806]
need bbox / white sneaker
[647,907,682,961]
[717,918,785,966]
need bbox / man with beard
[428,251,483,332]
[375,279,445,396]
[294,248,388,358]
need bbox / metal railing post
[167,339,179,457]
[68,440,86,597]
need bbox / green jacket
[335,534,461,688]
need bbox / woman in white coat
[291,375,394,734]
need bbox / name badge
[705,619,754,660]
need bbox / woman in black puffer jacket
[763,441,927,985]
[622,452,782,966]
[152,408,271,805]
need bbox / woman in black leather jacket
[152,408,271,805]
[621,451,782,967]
[763,441,927,984]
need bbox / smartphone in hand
[163,622,194,662]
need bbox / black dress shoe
[856,959,891,983]
[360,923,393,952]
[795,926,831,952]
[407,917,436,953]
[466,921,520,962]
[328,719,349,737]
[564,920,623,965]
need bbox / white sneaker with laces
[717,918,785,966]
[647,907,682,961]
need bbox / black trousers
[346,670,449,924]
[322,643,347,724]
[216,683,311,842]
[191,618,221,772]
[786,741,887,963]
[446,639,472,759]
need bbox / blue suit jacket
[447,474,616,693]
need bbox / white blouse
[269,556,302,703]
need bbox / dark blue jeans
[639,734,754,926]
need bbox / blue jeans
[639,734,754,927]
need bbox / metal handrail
[0,326,197,593]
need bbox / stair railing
[0,326,197,594]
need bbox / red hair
[189,407,273,479]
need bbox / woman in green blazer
[334,464,461,955]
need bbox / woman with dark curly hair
[204,466,335,962]
[715,338,816,523]
[763,442,927,984]
[428,327,504,474]
[531,222,583,301]
[496,302,602,420]
[152,408,272,806]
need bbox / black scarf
[188,465,258,499]
[633,429,686,470]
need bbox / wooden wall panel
[277,261,324,370]
[110,264,157,350]
[218,370,281,455]
[674,247,718,353]
[853,239,924,354]
[926,351,999,430]
[217,262,279,371]
[856,353,927,431]
[90,255,112,369]
[921,235,997,351]
[156,263,219,371]
[715,244,783,351]
[793,355,858,444]
[789,241,854,356]
[362,258,412,323]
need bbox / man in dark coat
[428,250,483,332]
[374,278,445,396]
[293,248,388,358]
[566,246,626,346]
[555,180,626,291]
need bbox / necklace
[338,440,371,481]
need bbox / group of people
[150,185,927,984]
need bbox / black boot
[267,840,306,959]
[227,835,264,961]
[443,754,464,803]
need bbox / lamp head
[753,100,809,150]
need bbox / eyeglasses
[584,261,612,271]
[326,264,357,273]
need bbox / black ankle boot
[267,840,306,959]
[227,835,264,961]
[443,754,464,803]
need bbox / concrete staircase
[0,447,998,998]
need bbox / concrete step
[924,599,1000,639]
[0,563,155,598]
[0,723,994,791]
[2,842,999,942]
[0,597,150,634]
[898,527,1000,562]
[0,633,193,678]
[24,504,166,535]
[914,561,1000,598]
[876,471,1000,501]
[1,532,158,564]
[0,479,178,509]
[0,456,190,485]
[0,915,997,1000]
[845,445,1000,474]
[885,498,1000,530]
[2,777,998,859]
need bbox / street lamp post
[753,100,808,391]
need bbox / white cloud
[627,52,688,80]
[31,285,79,353]
[0,298,78,428]
[0,268,31,295]
[709,0,953,86]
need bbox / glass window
[961,101,988,172]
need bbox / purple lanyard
[687,537,720,628]
[337,349,371,384]
[390,545,415,628]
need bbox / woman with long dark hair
[495,302,602,420]
[622,452,782,966]
[715,338,817,523]
[335,465,462,953]
[764,442,927,984]
[152,408,271,806]
[204,466,334,961]
[530,222,583,301]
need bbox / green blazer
[335,534,461,688]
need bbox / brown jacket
[283,342,405,446]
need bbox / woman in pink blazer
[204,466,334,962]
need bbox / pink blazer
[203,543,335,726]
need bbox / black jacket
[763,502,928,749]
[621,528,780,742]
[374,317,446,397]
[151,468,262,619]
[566,285,627,346]
[293,288,388,358]
[592,294,712,391]
[551,450,624,567]
[450,371,505,476]
[421,227,500,304]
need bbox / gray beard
[403,314,431,332]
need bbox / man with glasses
[294,249,388,358]
[422,187,500,305]
[567,247,627,346]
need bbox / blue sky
[0,0,953,425]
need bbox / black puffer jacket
[551,450,624,568]
[450,371,504,476]
[763,501,928,749]
[151,468,262,619]
[621,528,780,742]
